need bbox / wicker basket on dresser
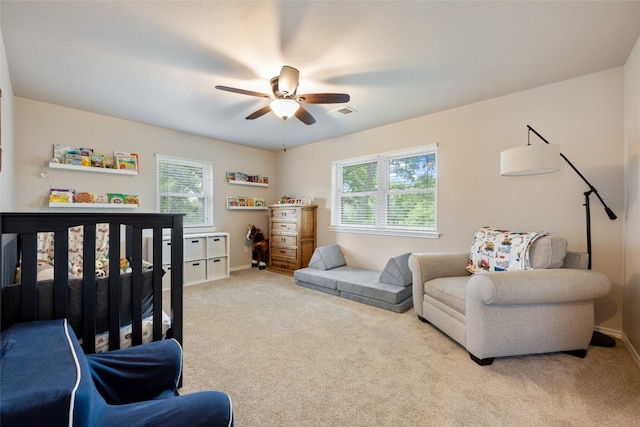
[268,204,317,275]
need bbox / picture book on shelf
[114,151,138,171]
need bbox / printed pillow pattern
[467,227,548,274]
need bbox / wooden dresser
[268,204,317,275]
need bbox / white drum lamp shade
[500,143,561,176]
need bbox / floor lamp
[500,125,616,348]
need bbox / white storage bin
[207,257,227,280]
[184,237,206,262]
[184,259,206,284]
[161,264,172,290]
[161,240,172,265]
[207,235,227,258]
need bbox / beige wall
[276,68,625,334]
[0,13,15,212]
[13,98,277,269]
[623,37,640,364]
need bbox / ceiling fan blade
[295,106,316,125]
[215,85,271,99]
[297,93,350,104]
[246,105,272,120]
[278,66,299,96]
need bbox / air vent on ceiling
[327,106,357,118]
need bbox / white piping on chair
[63,319,82,427]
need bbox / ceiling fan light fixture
[270,99,299,120]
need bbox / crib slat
[82,225,97,354]
[170,217,184,346]
[152,227,164,341]
[20,233,38,322]
[53,229,69,319]
[108,223,121,351]
[130,226,143,346]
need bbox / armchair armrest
[409,253,471,284]
[466,269,611,306]
[409,253,471,317]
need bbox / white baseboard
[230,264,253,272]
[594,325,622,339]
[622,333,640,370]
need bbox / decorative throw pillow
[529,235,568,269]
[308,245,346,270]
[379,253,412,287]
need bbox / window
[330,145,437,238]
[156,154,214,227]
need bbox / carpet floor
[173,269,640,426]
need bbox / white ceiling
[2,1,639,151]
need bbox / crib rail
[0,213,184,354]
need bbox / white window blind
[331,145,437,238]
[156,154,214,227]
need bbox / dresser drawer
[270,208,298,219]
[269,257,298,272]
[271,234,297,246]
[271,221,297,233]
[270,246,297,260]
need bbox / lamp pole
[527,126,616,347]
[527,126,617,269]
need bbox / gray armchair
[409,235,611,365]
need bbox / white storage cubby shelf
[47,161,139,208]
[145,232,230,288]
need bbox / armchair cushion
[308,245,346,270]
[379,253,412,287]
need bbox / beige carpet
[173,269,640,426]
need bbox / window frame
[330,145,438,238]
[156,154,214,228]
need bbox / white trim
[331,144,438,234]
[622,332,640,370]
[329,225,439,239]
[63,319,82,427]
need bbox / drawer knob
[280,237,286,242]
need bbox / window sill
[329,226,439,239]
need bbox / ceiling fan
[215,66,350,125]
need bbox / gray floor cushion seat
[293,245,413,313]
